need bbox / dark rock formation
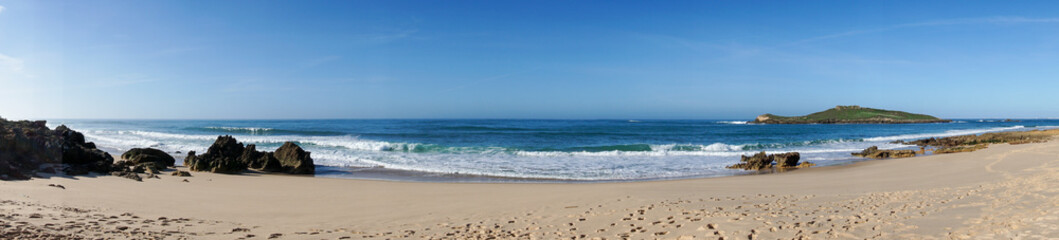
[111,171,142,181]
[107,160,159,181]
[726,152,806,170]
[772,152,801,168]
[171,170,192,177]
[0,117,114,180]
[273,142,314,174]
[238,144,284,172]
[184,135,314,174]
[120,148,175,169]
[851,146,916,159]
[184,136,248,174]
[728,152,773,170]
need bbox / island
[750,105,951,124]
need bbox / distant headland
[750,106,952,124]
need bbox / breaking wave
[68,123,1059,181]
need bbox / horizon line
[31,117,1059,121]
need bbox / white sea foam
[204,126,274,132]
[716,121,748,125]
[70,124,1058,181]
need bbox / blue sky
[1,1,1058,119]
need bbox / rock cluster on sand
[109,147,178,181]
[120,148,175,169]
[184,135,314,174]
[0,117,114,180]
[171,170,192,177]
[851,146,916,159]
[726,152,812,170]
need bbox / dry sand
[2,139,1059,239]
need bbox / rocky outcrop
[753,115,771,123]
[726,152,809,170]
[184,136,248,174]
[273,142,314,174]
[0,117,114,180]
[238,144,284,172]
[184,135,314,174]
[892,130,1055,154]
[897,131,1051,148]
[120,148,175,170]
[111,170,142,181]
[772,152,802,168]
[171,170,192,177]
[851,146,916,159]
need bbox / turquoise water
[49,119,1058,182]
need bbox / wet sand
[2,139,1059,239]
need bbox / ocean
[47,119,1059,182]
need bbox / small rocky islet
[750,105,951,124]
[0,116,313,181]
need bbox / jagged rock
[772,152,801,168]
[184,136,248,173]
[239,144,284,172]
[111,171,142,181]
[131,164,146,173]
[274,142,314,174]
[728,152,772,170]
[171,170,192,177]
[794,162,816,168]
[0,117,114,180]
[184,136,314,174]
[851,146,916,159]
[139,163,162,174]
[183,151,196,166]
[121,148,175,169]
[727,152,804,170]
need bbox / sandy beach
[6,1,1059,239]
[2,138,1059,239]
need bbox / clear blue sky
[1,1,1058,119]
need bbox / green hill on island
[750,106,951,124]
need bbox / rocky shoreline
[0,118,113,180]
[724,128,1059,173]
[0,117,314,182]
[4,117,1059,239]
